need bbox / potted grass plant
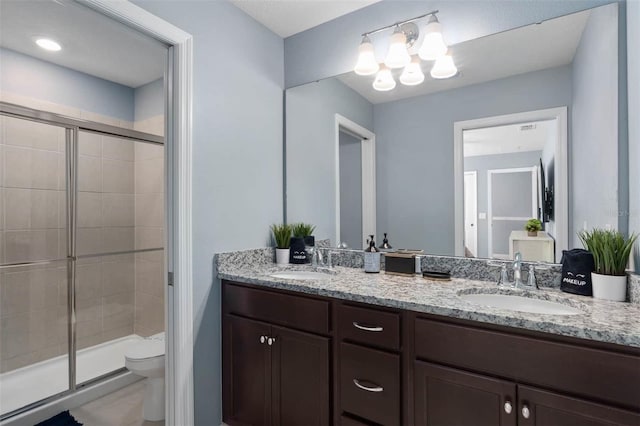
[271,223,292,265]
[525,218,542,237]
[292,222,316,246]
[578,229,638,302]
[290,222,316,264]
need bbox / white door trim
[79,1,194,424]
[454,107,568,261]
[463,171,478,256]
[335,114,376,249]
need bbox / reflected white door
[488,167,538,258]
[463,171,478,257]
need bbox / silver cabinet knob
[267,337,276,346]
[504,401,512,414]
[260,335,266,344]
[521,405,530,419]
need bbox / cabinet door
[518,385,640,426]
[414,361,516,426]
[271,325,330,426]
[223,315,272,426]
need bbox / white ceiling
[463,120,555,157]
[230,0,382,38]
[338,9,590,104]
[0,0,167,88]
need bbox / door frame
[454,107,568,260]
[487,166,539,258]
[80,1,194,424]
[334,114,376,249]
[463,171,478,257]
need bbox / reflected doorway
[334,114,375,249]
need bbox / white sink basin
[459,293,584,315]
[270,271,331,280]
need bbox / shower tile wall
[133,142,164,337]
[0,116,164,373]
[0,117,68,372]
[76,131,136,351]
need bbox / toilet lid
[125,339,165,360]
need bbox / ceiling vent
[520,124,537,131]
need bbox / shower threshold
[0,334,143,416]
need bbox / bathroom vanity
[219,263,640,426]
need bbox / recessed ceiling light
[35,38,62,51]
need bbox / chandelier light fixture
[354,11,458,92]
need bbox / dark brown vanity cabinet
[414,317,640,426]
[222,282,330,426]
[414,361,517,426]
[337,303,403,425]
[222,280,640,426]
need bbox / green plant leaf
[578,229,638,276]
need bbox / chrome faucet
[312,247,323,267]
[513,252,523,288]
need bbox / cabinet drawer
[223,282,330,334]
[415,317,640,411]
[340,342,400,426]
[339,304,400,351]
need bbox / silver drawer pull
[353,379,383,393]
[353,322,383,332]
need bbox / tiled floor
[70,380,164,426]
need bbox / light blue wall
[132,1,284,424]
[284,0,614,88]
[464,151,542,258]
[628,0,639,271]
[374,66,572,255]
[339,131,363,249]
[0,47,134,121]
[286,78,373,242]
[134,78,164,121]
[571,3,619,248]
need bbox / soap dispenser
[364,235,381,273]
[380,233,392,250]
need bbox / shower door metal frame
[0,102,164,419]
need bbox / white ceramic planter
[275,248,290,265]
[591,273,627,302]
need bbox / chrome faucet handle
[487,261,510,286]
[526,264,539,289]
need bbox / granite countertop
[218,263,640,349]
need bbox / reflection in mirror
[462,119,558,262]
[285,3,622,263]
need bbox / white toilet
[125,332,165,421]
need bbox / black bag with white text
[560,249,595,296]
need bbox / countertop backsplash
[215,246,639,304]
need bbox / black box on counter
[384,250,423,276]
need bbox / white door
[463,171,478,257]
[488,167,538,258]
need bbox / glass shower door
[0,114,71,415]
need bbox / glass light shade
[373,66,396,91]
[418,19,447,60]
[399,57,425,86]
[35,38,62,51]
[430,54,458,79]
[354,37,379,76]
[384,28,410,69]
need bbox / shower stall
[0,103,165,419]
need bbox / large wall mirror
[285,3,623,263]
